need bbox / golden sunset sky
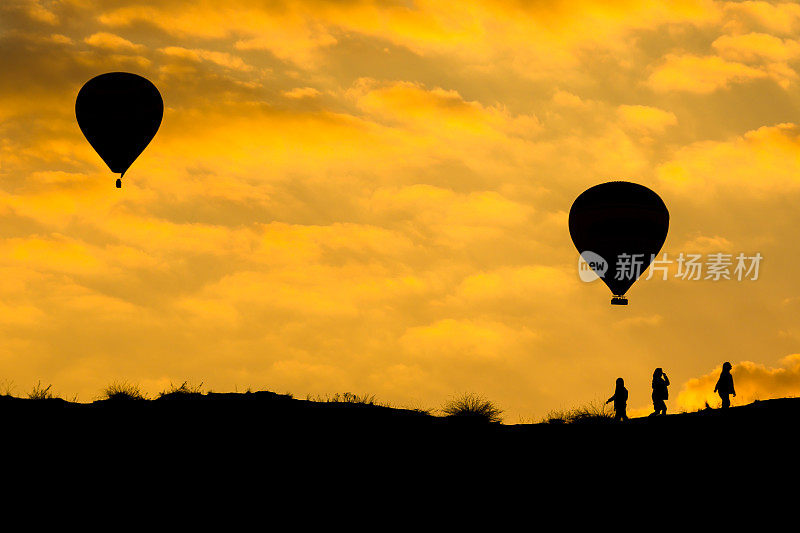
[3,0,800,420]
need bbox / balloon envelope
[568,181,669,302]
[75,72,163,177]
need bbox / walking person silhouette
[714,362,736,408]
[605,377,628,421]
[650,368,669,416]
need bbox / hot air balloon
[568,181,669,305]
[76,72,163,188]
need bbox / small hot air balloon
[75,72,163,188]
[569,181,669,305]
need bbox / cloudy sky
[3,0,800,419]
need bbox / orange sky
[3,0,800,420]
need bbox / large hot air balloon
[568,181,669,305]
[76,72,163,188]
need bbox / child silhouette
[714,362,736,408]
[650,368,669,416]
[606,377,628,421]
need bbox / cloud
[712,32,800,63]
[89,0,722,78]
[709,32,800,88]
[680,234,733,252]
[657,123,800,195]
[647,54,767,93]
[363,185,533,250]
[84,31,144,52]
[98,2,338,65]
[399,318,540,362]
[0,302,47,327]
[723,1,800,36]
[552,90,589,109]
[48,33,72,45]
[160,46,253,72]
[350,79,542,140]
[24,0,58,25]
[282,87,322,99]
[678,355,800,411]
[613,314,663,329]
[455,266,575,306]
[617,104,678,133]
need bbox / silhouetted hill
[3,391,797,446]
[4,391,797,494]
[0,391,800,485]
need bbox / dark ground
[3,391,797,451]
[2,392,796,494]
[2,392,795,512]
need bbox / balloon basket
[611,296,628,306]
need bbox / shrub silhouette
[567,400,614,424]
[103,381,146,401]
[441,393,503,423]
[28,381,56,400]
[542,400,614,424]
[1,379,14,397]
[402,399,434,415]
[157,381,203,400]
[542,409,568,424]
[308,392,378,405]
